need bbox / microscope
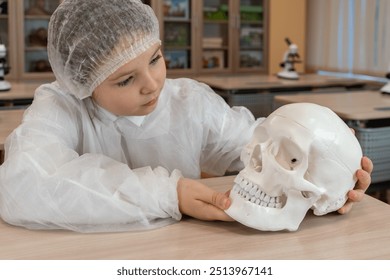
[277,37,301,80]
[0,42,11,92]
[381,72,390,95]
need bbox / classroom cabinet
[151,0,267,76]
[1,0,268,82]
[1,0,61,82]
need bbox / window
[306,0,390,78]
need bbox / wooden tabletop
[195,74,367,92]
[274,90,390,121]
[0,176,389,260]
[0,109,24,150]
[0,82,41,101]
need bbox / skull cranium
[225,103,362,231]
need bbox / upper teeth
[233,175,283,208]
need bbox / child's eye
[117,76,133,87]
[150,54,162,65]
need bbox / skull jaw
[225,186,318,231]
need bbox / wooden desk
[195,74,368,118]
[196,74,366,92]
[0,82,41,107]
[274,90,390,121]
[1,176,389,260]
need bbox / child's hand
[338,156,374,214]
[177,177,234,221]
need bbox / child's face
[92,43,166,116]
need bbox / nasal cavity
[250,144,262,172]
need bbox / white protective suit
[0,78,261,232]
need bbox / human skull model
[225,103,362,231]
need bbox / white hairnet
[48,0,161,99]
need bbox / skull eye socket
[274,138,303,171]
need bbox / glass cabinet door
[20,0,61,79]
[237,0,265,71]
[201,0,231,72]
[161,0,193,73]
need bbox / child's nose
[140,72,158,94]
